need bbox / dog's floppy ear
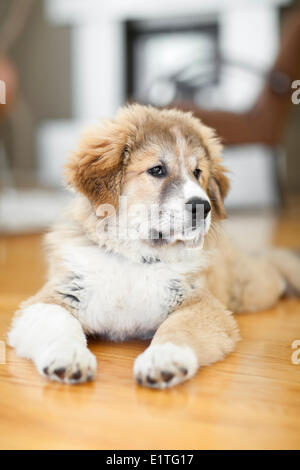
[65,121,130,209]
[197,123,230,219]
[208,163,230,219]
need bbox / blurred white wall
[37,0,291,208]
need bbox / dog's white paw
[37,342,97,384]
[134,342,198,389]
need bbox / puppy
[8,104,300,388]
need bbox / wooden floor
[0,208,300,450]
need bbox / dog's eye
[193,168,202,179]
[147,165,167,178]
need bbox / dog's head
[66,104,229,248]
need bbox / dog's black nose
[185,197,211,219]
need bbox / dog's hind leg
[228,250,286,313]
[230,247,300,313]
[265,248,300,296]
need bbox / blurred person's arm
[172,7,300,146]
[0,0,34,120]
[0,56,18,119]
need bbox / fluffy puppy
[8,104,300,388]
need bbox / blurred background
[0,0,299,248]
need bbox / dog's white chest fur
[58,244,205,340]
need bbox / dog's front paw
[134,342,198,389]
[37,342,97,384]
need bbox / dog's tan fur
[9,104,300,386]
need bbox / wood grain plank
[0,212,300,450]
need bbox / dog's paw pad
[53,367,67,380]
[134,342,198,389]
[70,370,82,381]
[38,343,97,384]
[161,371,174,382]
